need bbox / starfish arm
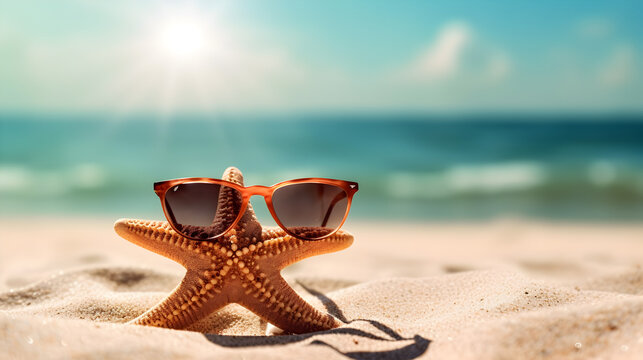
[259,228,354,270]
[114,219,208,268]
[129,271,228,330]
[237,273,340,334]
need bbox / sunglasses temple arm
[320,192,348,227]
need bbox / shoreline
[2,216,642,288]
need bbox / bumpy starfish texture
[114,167,353,334]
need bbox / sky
[0,0,641,114]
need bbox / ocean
[1,114,643,221]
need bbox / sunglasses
[154,177,359,241]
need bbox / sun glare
[157,20,208,63]
[102,6,235,115]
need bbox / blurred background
[1,0,642,223]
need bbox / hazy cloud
[4,20,308,113]
[599,45,635,87]
[485,51,512,82]
[402,21,511,85]
[575,18,614,39]
[410,22,472,80]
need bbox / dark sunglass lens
[164,183,242,240]
[272,183,348,239]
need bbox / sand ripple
[1,266,642,359]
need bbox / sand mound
[1,266,642,359]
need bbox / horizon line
[2,109,643,121]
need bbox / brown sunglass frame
[154,177,359,241]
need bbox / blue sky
[0,0,641,114]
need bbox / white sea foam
[0,164,106,196]
[70,164,106,189]
[388,162,547,199]
[446,162,546,193]
[0,166,31,192]
[587,161,617,186]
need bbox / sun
[99,6,237,115]
[157,19,209,63]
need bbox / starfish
[114,167,354,334]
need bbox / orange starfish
[114,167,353,334]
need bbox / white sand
[1,217,642,359]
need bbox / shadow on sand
[203,281,431,360]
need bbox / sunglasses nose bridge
[242,186,274,219]
[244,185,272,199]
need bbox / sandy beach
[3,0,642,358]
[0,217,642,359]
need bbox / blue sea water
[1,114,643,221]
